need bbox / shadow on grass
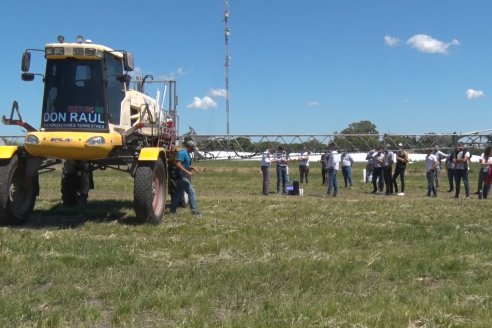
[25,200,137,229]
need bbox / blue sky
[1,0,491,136]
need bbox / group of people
[364,142,492,199]
[162,140,492,217]
[366,143,408,196]
[261,143,492,200]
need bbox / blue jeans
[447,168,455,191]
[327,168,339,194]
[276,165,288,193]
[426,170,436,196]
[170,177,199,213]
[341,166,352,187]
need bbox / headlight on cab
[86,136,106,146]
[25,134,40,144]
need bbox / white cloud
[186,96,217,110]
[307,101,320,108]
[384,35,400,47]
[208,88,227,97]
[407,34,460,54]
[466,89,485,100]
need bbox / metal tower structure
[224,0,231,135]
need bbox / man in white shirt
[298,147,310,184]
[327,150,340,197]
[425,147,438,197]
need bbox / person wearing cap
[392,143,409,196]
[425,147,438,197]
[170,140,201,215]
[453,142,471,199]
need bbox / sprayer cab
[21,36,133,133]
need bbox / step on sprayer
[0,35,191,225]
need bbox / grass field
[1,160,491,327]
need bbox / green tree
[341,120,379,134]
[331,120,380,151]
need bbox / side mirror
[117,74,131,84]
[123,52,134,72]
[21,72,35,81]
[21,51,31,72]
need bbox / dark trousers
[483,184,491,199]
[477,170,486,195]
[372,167,384,192]
[383,166,393,194]
[454,169,470,198]
[261,166,270,195]
[276,165,288,193]
[299,165,309,184]
[321,168,327,185]
[392,166,405,193]
[447,168,455,191]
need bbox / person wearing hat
[392,143,409,196]
[170,140,201,215]
[453,142,471,199]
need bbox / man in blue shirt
[170,140,201,215]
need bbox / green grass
[1,160,491,327]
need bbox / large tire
[0,154,37,225]
[61,161,90,207]
[133,158,167,224]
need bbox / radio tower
[224,0,231,135]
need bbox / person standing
[276,146,289,194]
[478,146,492,199]
[383,148,394,195]
[432,144,448,188]
[326,150,340,197]
[365,150,375,183]
[320,153,327,186]
[392,143,408,196]
[445,150,457,193]
[170,140,201,215]
[453,143,471,199]
[425,147,438,197]
[371,146,385,194]
[298,147,310,184]
[261,147,275,195]
[340,150,354,188]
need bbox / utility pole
[224,0,231,135]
